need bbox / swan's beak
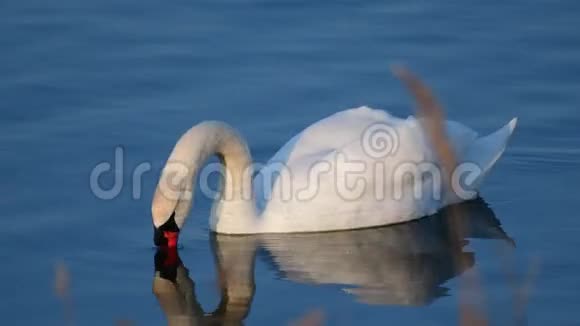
[154,212,180,248]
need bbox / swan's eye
[154,212,180,247]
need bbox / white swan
[151,70,517,244]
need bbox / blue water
[1,0,579,325]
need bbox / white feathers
[152,107,517,234]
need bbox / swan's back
[269,107,395,164]
[254,107,516,233]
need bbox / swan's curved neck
[152,121,258,234]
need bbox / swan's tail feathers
[464,118,518,189]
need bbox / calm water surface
[1,0,579,325]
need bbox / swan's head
[152,176,188,248]
[153,211,180,248]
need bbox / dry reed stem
[514,258,539,326]
[499,248,541,326]
[54,261,75,326]
[391,65,489,326]
[290,309,325,326]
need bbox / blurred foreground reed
[392,65,538,326]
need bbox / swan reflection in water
[152,198,513,325]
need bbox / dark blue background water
[1,0,579,325]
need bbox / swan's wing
[254,105,516,230]
[443,120,479,155]
[254,106,397,209]
[404,118,516,204]
[255,109,457,225]
[267,109,478,169]
[269,106,395,165]
[461,118,518,189]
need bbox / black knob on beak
[154,212,180,247]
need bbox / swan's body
[152,106,517,235]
